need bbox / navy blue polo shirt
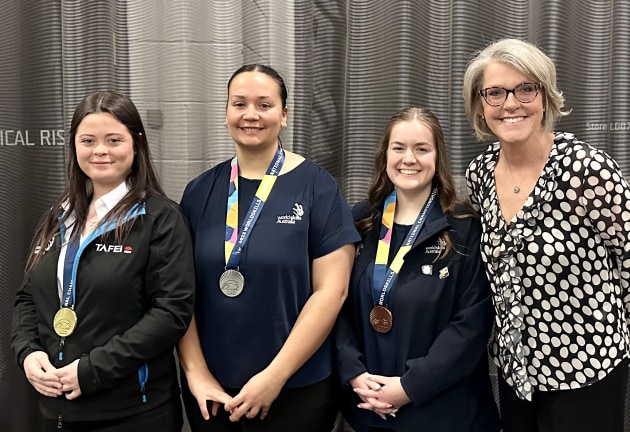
[181,159,359,389]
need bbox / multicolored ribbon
[372,187,438,306]
[224,146,284,268]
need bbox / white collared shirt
[56,182,130,300]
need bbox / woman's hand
[224,369,284,422]
[54,359,82,400]
[186,370,233,420]
[23,351,62,397]
[353,374,410,418]
[350,372,392,420]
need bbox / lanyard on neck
[61,236,80,308]
[224,146,285,269]
[372,187,437,306]
[59,203,145,309]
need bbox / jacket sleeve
[78,204,195,394]
[12,271,46,368]
[399,218,493,406]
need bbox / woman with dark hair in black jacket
[12,91,195,432]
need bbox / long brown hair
[357,107,473,258]
[26,91,165,271]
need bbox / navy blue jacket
[335,200,500,432]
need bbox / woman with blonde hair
[464,38,630,432]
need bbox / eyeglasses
[479,82,541,107]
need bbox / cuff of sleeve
[400,358,439,406]
[18,347,37,369]
[77,355,100,396]
[337,348,367,386]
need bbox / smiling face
[226,71,288,153]
[385,119,436,198]
[480,61,546,147]
[75,112,134,196]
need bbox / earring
[223,122,228,128]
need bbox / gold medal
[219,269,245,297]
[53,307,77,337]
[369,305,393,333]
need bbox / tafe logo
[95,244,132,254]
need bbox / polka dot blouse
[466,132,630,401]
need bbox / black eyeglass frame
[479,82,541,107]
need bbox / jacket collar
[366,200,450,253]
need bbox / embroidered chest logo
[95,243,133,254]
[425,238,446,254]
[276,203,304,224]
[35,237,56,255]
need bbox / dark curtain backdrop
[1,1,628,431]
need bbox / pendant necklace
[502,150,542,194]
[505,161,524,193]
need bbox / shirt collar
[94,181,130,219]
[61,181,130,226]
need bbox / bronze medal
[219,269,245,297]
[369,305,393,333]
[53,307,77,337]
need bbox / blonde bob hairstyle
[462,38,569,141]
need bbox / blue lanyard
[61,236,80,308]
[59,203,146,308]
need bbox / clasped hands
[23,351,82,400]
[350,372,410,420]
[190,368,284,422]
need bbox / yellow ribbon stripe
[389,245,410,273]
[256,175,278,201]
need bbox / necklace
[501,149,546,194]
[504,160,524,193]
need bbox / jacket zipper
[57,337,66,429]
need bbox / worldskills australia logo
[276,203,304,224]
[95,244,133,254]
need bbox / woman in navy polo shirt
[177,64,359,432]
[335,107,500,431]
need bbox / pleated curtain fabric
[1,1,629,431]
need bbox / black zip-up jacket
[11,196,195,422]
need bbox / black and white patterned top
[466,132,630,401]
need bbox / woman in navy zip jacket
[335,107,500,432]
[11,91,195,432]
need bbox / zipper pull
[57,414,63,429]
[138,363,148,403]
[58,337,65,362]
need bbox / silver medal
[219,269,245,297]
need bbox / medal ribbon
[59,203,145,309]
[372,187,438,306]
[61,236,80,308]
[225,146,284,268]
